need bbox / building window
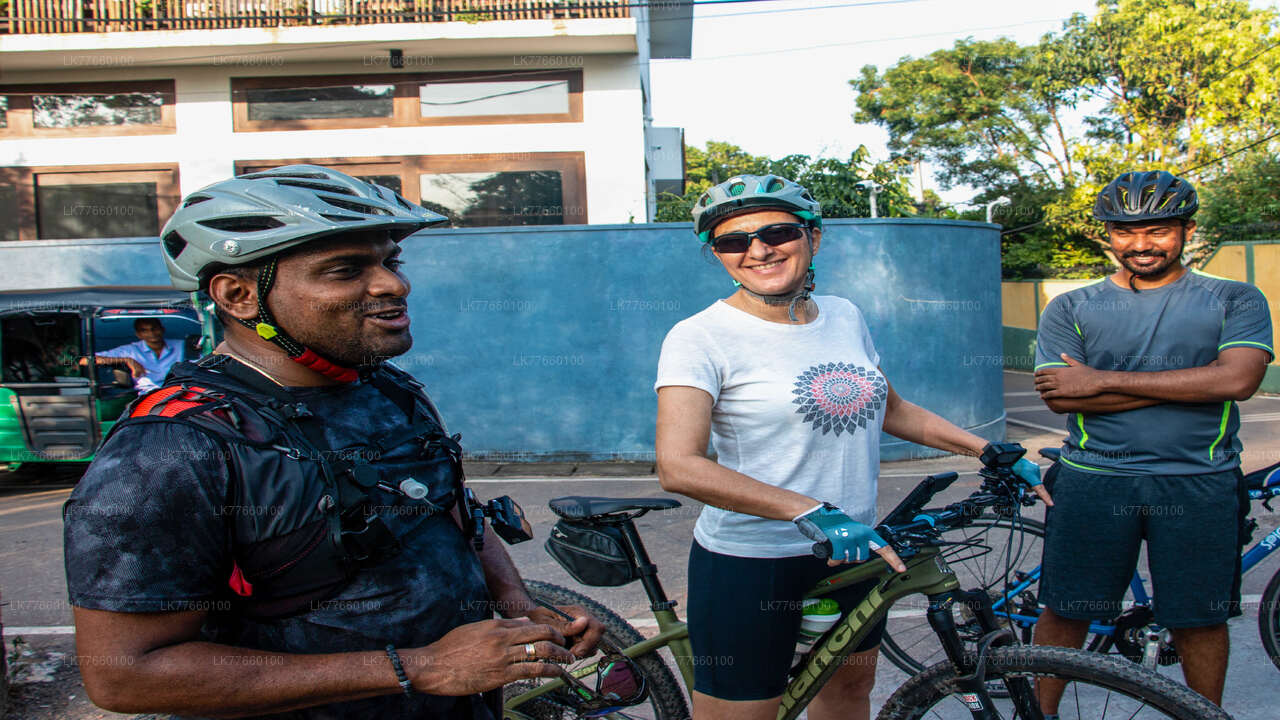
[0,81,176,138]
[418,78,570,119]
[419,171,566,226]
[232,71,581,132]
[245,83,396,122]
[234,153,586,226]
[0,165,180,242]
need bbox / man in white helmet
[63,166,602,719]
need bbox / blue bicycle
[880,450,1280,676]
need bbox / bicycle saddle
[1039,447,1061,461]
[548,496,681,521]
[1244,460,1280,490]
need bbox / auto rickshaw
[0,286,217,469]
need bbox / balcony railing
[1,0,628,34]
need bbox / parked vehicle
[0,286,216,469]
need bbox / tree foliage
[853,0,1280,276]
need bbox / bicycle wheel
[504,580,690,720]
[1260,566,1280,673]
[877,645,1231,720]
[880,516,1049,674]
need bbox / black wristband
[385,645,412,696]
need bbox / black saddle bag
[544,520,638,587]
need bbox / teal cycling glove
[793,503,886,562]
[1011,458,1042,487]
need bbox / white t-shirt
[654,295,887,558]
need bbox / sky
[647,0,1099,203]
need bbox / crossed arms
[1034,346,1271,414]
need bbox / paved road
[2,371,1278,718]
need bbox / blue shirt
[1035,270,1273,475]
[97,338,184,393]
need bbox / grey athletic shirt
[1035,270,1273,475]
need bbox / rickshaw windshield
[1,313,86,384]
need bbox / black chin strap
[737,234,817,322]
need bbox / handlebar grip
[812,541,831,560]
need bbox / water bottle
[793,598,842,666]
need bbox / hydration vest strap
[130,386,185,417]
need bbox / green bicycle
[503,446,1232,720]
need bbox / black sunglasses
[710,222,808,254]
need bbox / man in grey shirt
[1032,170,1272,714]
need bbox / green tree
[1046,0,1280,244]
[655,141,914,223]
[1196,150,1280,248]
[853,0,1280,276]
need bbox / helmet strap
[732,235,817,322]
[233,257,360,383]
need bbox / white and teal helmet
[691,174,822,242]
[160,165,448,292]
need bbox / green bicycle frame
[777,546,958,719]
[502,546,957,720]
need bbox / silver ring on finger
[525,642,537,661]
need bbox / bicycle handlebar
[811,461,1037,561]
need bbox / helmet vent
[320,213,365,223]
[393,193,414,211]
[322,197,391,216]
[162,231,187,259]
[274,179,358,197]
[196,216,287,232]
[728,182,746,197]
[766,178,784,192]
[182,195,213,208]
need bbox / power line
[1178,129,1280,176]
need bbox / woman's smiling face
[710,210,820,297]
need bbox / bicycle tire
[876,645,1231,720]
[1260,566,1280,673]
[880,516,1052,675]
[504,580,690,720]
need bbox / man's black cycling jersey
[63,367,495,720]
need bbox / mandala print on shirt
[792,362,888,436]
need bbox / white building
[0,1,690,242]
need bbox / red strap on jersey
[228,563,254,597]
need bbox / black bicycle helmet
[1093,171,1198,223]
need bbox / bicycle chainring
[1108,606,1181,666]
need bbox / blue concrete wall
[0,219,1005,461]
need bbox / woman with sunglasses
[654,174,1045,720]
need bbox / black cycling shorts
[686,540,886,701]
[1038,464,1247,629]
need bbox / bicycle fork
[926,589,1045,720]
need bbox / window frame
[231,70,583,132]
[0,163,181,243]
[0,80,177,139]
[233,152,587,225]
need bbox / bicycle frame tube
[776,547,960,720]
[653,608,695,689]
[1129,572,1152,605]
[1242,524,1280,575]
